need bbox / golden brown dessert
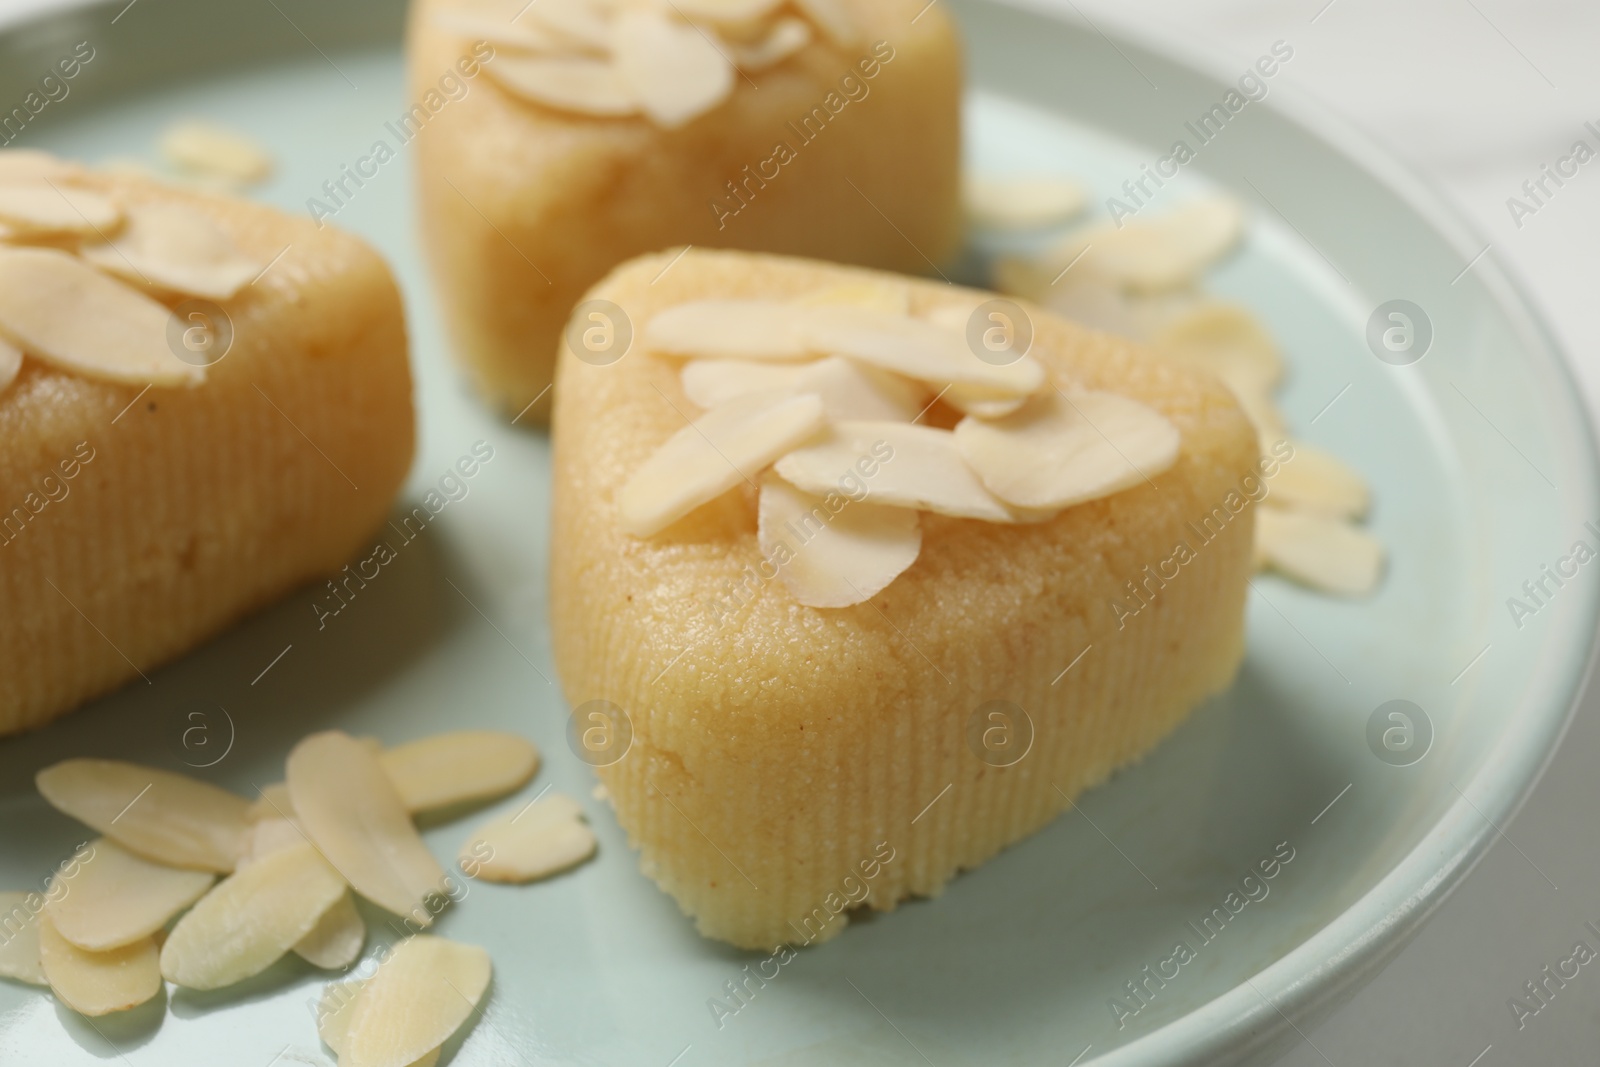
[406,0,962,419]
[550,249,1261,948]
[0,151,414,736]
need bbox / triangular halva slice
[550,249,1261,948]
[0,153,414,735]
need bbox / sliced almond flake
[318,977,367,1054]
[80,201,263,301]
[757,474,921,607]
[515,0,612,50]
[943,385,1027,419]
[1042,195,1244,292]
[247,781,293,823]
[379,731,541,814]
[965,174,1086,231]
[1256,506,1384,596]
[619,389,825,537]
[804,304,1046,396]
[681,358,806,408]
[954,390,1180,510]
[37,914,160,1016]
[0,892,48,986]
[286,731,447,922]
[0,247,203,388]
[159,841,346,989]
[792,0,857,46]
[243,816,306,863]
[432,8,566,51]
[159,121,272,185]
[1151,301,1282,389]
[486,55,639,117]
[1267,441,1369,519]
[35,759,249,873]
[43,838,213,952]
[792,278,911,316]
[460,793,598,883]
[294,891,365,969]
[320,981,442,1065]
[0,334,21,395]
[923,300,981,335]
[613,9,735,128]
[725,17,812,70]
[0,150,81,183]
[644,300,816,361]
[681,356,923,421]
[0,183,120,234]
[343,935,492,1067]
[775,421,1020,522]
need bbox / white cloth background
[1,0,1597,1062]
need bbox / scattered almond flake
[486,55,640,117]
[36,914,160,1016]
[792,278,911,316]
[0,150,81,183]
[806,304,1046,396]
[242,816,306,863]
[592,783,610,801]
[644,300,816,361]
[965,174,1086,231]
[343,935,492,1067]
[460,793,597,883]
[725,17,812,71]
[294,892,365,969]
[0,247,203,388]
[247,781,293,823]
[158,121,273,185]
[1256,506,1384,596]
[757,473,921,607]
[0,334,21,395]
[515,0,612,51]
[379,731,541,814]
[432,7,565,51]
[286,731,447,922]
[619,389,826,537]
[0,892,47,986]
[1266,441,1369,518]
[943,385,1027,419]
[681,356,923,421]
[954,390,1180,510]
[79,201,263,301]
[318,977,367,1054]
[1151,301,1282,389]
[613,9,736,128]
[1041,195,1244,292]
[43,838,213,952]
[321,980,443,1065]
[159,841,346,990]
[35,758,249,873]
[0,183,121,234]
[776,421,1020,522]
[791,0,856,46]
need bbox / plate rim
[965,0,1600,1061]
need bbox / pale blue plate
[0,1,1595,1064]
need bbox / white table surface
[1,0,1597,1063]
